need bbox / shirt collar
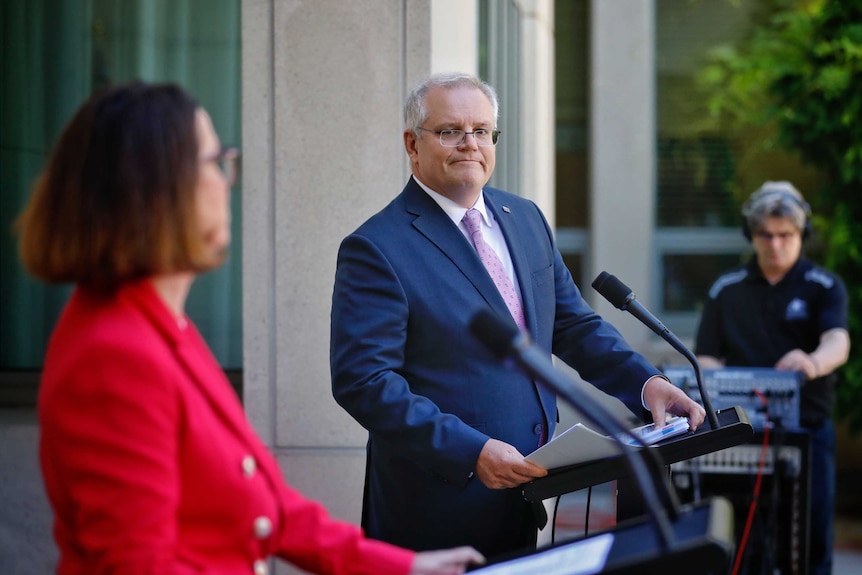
[746,255,806,284]
[412,176,493,228]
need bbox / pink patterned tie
[462,208,526,331]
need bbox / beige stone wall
[241,2,434,572]
[587,0,658,353]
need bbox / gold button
[242,455,256,478]
[254,516,273,539]
[253,559,268,575]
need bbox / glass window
[654,0,824,334]
[553,0,589,285]
[479,0,522,195]
[0,0,241,405]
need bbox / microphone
[592,271,720,430]
[469,308,680,550]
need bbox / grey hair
[403,72,499,135]
[742,181,810,233]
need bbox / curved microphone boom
[469,308,680,551]
[592,271,720,430]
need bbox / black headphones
[741,183,812,242]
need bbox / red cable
[731,389,770,575]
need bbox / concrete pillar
[588,0,656,350]
[518,0,555,224]
[241,4,434,573]
[431,0,478,75]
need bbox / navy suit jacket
[330,178,659,556]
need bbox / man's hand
[776,348,818,380]
[474,438,547,489]
[776,328,850,380]
[643,375,706,431]
[696,355,724,369]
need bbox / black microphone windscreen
[591,272,632,310]
[469,308,520,359]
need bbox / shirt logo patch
[785,298,809,321]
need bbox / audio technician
[695,181,850,575]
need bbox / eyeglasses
[415,127,501,147]
[754,230,798,242]
[202,147,241,187]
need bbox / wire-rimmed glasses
[415,127,501,147]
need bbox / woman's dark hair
[16,81,210,293]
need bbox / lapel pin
[502,206,511,213]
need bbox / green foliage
[699,0,862,432]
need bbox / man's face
[404,85,496,208]
[752,216,803,278]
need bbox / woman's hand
[410,546,486,575]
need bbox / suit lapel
[404,181,514,321]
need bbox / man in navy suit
[330,72,705,558]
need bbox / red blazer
[38,280,413,575]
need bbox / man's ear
[403,129,419,158]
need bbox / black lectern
[471,497,735,574]
[523,406,754,503]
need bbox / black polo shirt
[695,256,848,424]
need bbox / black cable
[551,495,561,544]
[762,414,787,575]
[584,485,592,536]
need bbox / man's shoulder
[483,186,535,208]
[707,268,749,299]
[799,259,844,291]
[347,186,413,234]
[482,187,546,230]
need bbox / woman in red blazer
[15,82,483,575]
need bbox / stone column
[588,0,656,349]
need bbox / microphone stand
[470,310,680,552]
[662,332,719,431]
[659,326,719,429]
[592,272,721,430]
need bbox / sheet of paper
[470,533,614,575]
[525,416,690,469]
[524,423,624,469]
